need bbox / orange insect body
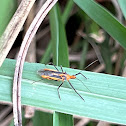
[38,68,76,81]
[37,67,88,101]
[37,60,98,101]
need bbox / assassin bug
[37,60,98,101]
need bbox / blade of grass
[50,3,71,126]
[49,3,69,67]
[118,0,126,20]
[33,111,53,126]
[73,0,126,49]
[40,0,73,65]
[0,0,17,36]
[40,41,52,64]
[53,112,59,126]
[1,58,126,124]
[53,112,73,126]
[79,41,89,70]
[40,1,73,64]
[120,50,126,69]
[49,4,59,66]
[100,34,113,74]
[62,0,74,24]
[1,59,126,125]
[57,4,69,67]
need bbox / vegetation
[0,0,126,125]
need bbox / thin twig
[24,3,36,119]
[13,0,58,126]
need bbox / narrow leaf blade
[74,0,126,49]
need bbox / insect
[37,64,91,101]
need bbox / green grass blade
[118,0,126,20]
[40,1,73,64]
[62,0,74,24]
[33,111,53,126]
[100,35,113,74]
[53,112,73,126]
[49,4,69,67]
[73,0,126,49]
[50,3,70,125]
[79,41,89,70]
[57,4,69,67]
[53,111,59,126]
[1,59,126,125]
[40,41,52,64]
[0,0,17,36]
[49,4,59,66]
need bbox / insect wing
[37,69,64,81]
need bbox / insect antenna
[46,62,59,71]
[84,59,98,70]
[76,78,91,93]
[68,80,85,101]
[73,60,98,78]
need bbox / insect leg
[57,81,64,100]
[60,65,64,73]
[52,64,59,71]
[68,80,85,101]
[74,72,87,79]
[46,62,59,71]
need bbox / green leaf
[73,0,126,49]
[0,0,17,36]
[79,41,89,69]
[53,111,59,126]
[53,112,73,126]
[40,0,73,65]
[40,42,52,64]
[40,0,73,64]
[49,5,59,66]
[49,4,69,67]
[33,111,53,126]
[118,0,126,20]
[62,0,74,24]
[1,59,126,125]
[50,3,70,125]
[100,34,113,74]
